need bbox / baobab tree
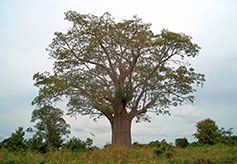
[33,11,205,147]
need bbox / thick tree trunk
[111,113,132,147]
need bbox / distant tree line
[0,104,93,153]
[0,118,236,153]
[0,126,94,153]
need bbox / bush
[26,135,47,153]
[189,141,205,147]
[175,137,189,148]
[148,140,161,147]
[227,136,237,146]
[132,141,146,148]
[154,139,174,159]
[63,137,93,152]
[1,127,26,151]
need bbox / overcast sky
[0,0,236,147]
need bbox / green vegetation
[0,127,26,152]
[28,105,71,151]
[62,137,94,152]
[0,144,236,164]
[32,11,205,146]
[194,118,233,145]
[175,137,189,148]
[0,118,237,163]
[0,10,235,163]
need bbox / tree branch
[62,39,118,85]
[129,92,163,120]
[91,99,114,124]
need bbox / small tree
[29,105,70,150]
[1,127,26,151]
[175,137,189,148]
[193,118,232,145]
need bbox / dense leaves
[63,137,93,152]
[26,135,47,153]
[0,127,26,151]
[29,105,70,149]
[193,118,233,145]
[0,128,92,153]
[32,11,205,146]
[33,11,205,121]
[175,138,189,148]
[155,140,174,159]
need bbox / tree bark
[111,113,132,147]
[46,122,53,150]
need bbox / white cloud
[170,105,204,123]
[130,105,207,144]
[64,115,111,146]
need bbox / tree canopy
[29,105,70,149]
[193,118,233,145]
[33,11,205,146]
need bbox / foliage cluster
[175,137,189,148]
[0,127,26,152]
[154,140,174,159]
[29,104,71,150]
[62,137,94,152]
[0,127,92,153]
[194,118,233,145]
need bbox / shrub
[148,140,161,147]
[189,141,205,147]
[63,137,93,152]
[132,141,146,148]
[26,135,47,153]
[175,137,189,148]
[1,127,26,151]
[154,139,174,159]
[227,135,237,145]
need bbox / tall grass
[0,144,236,164]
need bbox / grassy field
[0,144,237,164]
